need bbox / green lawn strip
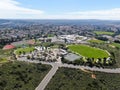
[0,61,51,90]
[94,31,114,35]
[68,44,109,59]
[45,67,120,90]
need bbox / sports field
[15,47,35,55]
[94,31,114,35]
[68,45,109,59]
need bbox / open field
[15,47,35,55]
[94,31,114,35]
[88,39,105,44]
[68,44,109,59]
[45,67,120,90]
[0,61,51,90]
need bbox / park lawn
[45,67,120,90]
[15,47,35,55]
[111,43,120,48]
[88,39,105,44]
[94,31,114,35]
[0,61,51,90]
[68,44,109,59]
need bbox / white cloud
[65,8,120,20]
[32,8,120,20]
[0,0,44,19]
[40,8,120,20]
[0,0,120,20]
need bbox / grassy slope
[111,43,120,48]
[94,31,114,35]
[45,67,120,90]
[0,61,51,90]
[0,49,13,63]
[68,45,109,59]
[0,58,7,63]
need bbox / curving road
[35,63,58,90]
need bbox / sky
[0,0,120,20]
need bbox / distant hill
[1,19,120,25]
[0,19,10,24]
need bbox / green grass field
[15,47,35,55]
[94,31,114,35]
[88,39,105,44]
[68,45,109,59]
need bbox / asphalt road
[61,64,120,73]
[35,63,58,90]
[18,58,120,74]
